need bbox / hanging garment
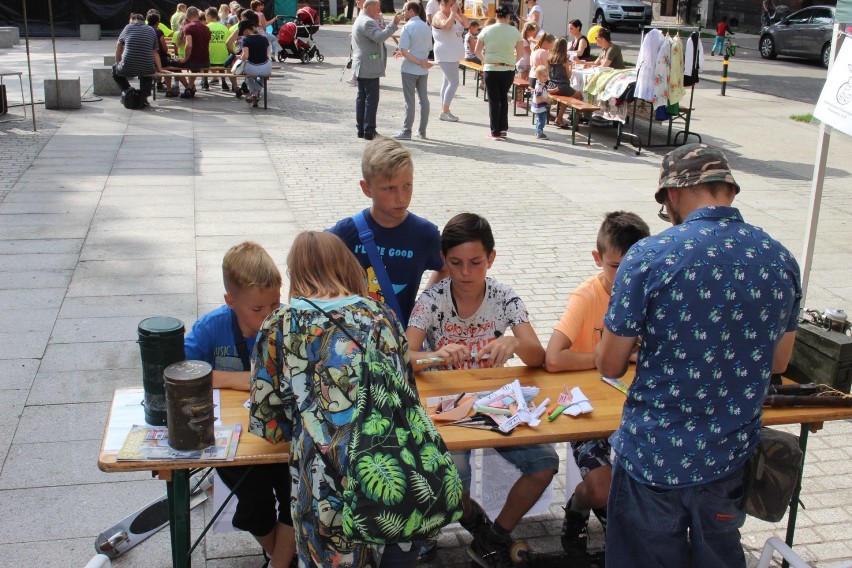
[652,36,671,109]
[635,28,665,101]
[684,31,704,86]
[668,34,686,105]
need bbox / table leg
[782,424,810,568]
[166,469,192,568]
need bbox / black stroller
[277,6,324,63]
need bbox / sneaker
[179,89,194,99]
[241,82,250,94]
[417,537,438,562]
[364,131,378,141]
[201,79,209,90]
[459,499,492,541]
[393,131,412,140]
[499,131,507,138]
[560,500,590,555]
[468,526,513,568]
[536,133,548,139]
[222,82,231,91]
[488,133,503,140]
[346,76,358,86]
[417,132,427,139]
[165,88,179,98]
[234,89,243,99]
[439,112,459,122]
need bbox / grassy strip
[790,113,813,123]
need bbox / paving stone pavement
[0,29,851,568]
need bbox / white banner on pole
[813,39,852,138]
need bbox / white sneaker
[439,112,459,122]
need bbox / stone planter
[80,24,101,41]
[44,78,82,109]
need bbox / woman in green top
[474,6,524,139]
[593,28,625,69]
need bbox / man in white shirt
[425,0,440,25]
[395,2,434,140]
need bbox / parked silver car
[759,5,835,68]
[593,0,653,31]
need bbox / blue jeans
[356,77,380,136]
[712,35,725,54]
[533,110,546,135]
[452,444,559,493]
[606,460,747,568]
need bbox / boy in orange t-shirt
[544,211,649,558]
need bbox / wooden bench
[458,60,484,99]
[512,77,530,116]
[549,95,600,145]
[151,68,270,109]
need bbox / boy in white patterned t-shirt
[406,212,556,568]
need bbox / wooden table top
[99,367,852,473]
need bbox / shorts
[215,463,293,536]
[570,438,612,478]
[176,60,209,71]
[452,444,559,492]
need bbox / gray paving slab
[0,253,79,272]
[13,401,108,443]
[40,341,139,372]
[57,293,197,320]
[0,390,27,426]
[51,316,159,344]
[0,270,72,290]
[27,368,140,405]
[0,309,58,335]
[0,359,39,391]
[0,439,149,489]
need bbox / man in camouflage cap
[595,143,802,568]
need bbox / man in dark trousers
[112,13,164,106]
[596,144,802,568]
[351,0,401,139]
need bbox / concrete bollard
[0,27,20,45]
[93,68,123,96]
[0,30,13,49]
[103,55,116,66]
[80,24,101,41]
[44,78,82,109]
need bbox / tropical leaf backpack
[311,300,464,544]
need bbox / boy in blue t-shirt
[327,137,446,327]
[531,65,549,140]
[183,241,295,568]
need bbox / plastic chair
[756,537,811,568]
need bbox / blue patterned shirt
[605,206,801,487]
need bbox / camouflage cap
[655,143,740,203]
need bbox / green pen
[474,405,513,416]
[547,405,567,421]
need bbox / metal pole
[720,52,729,96]
[47,0,60,106]
[20,0,37,130]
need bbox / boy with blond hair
[184,241,295,568]
[327,138,446,327]
[543,211,649,560]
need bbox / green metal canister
[137,317,186,426]
[164,360,215,451]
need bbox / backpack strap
[351,210,404,320]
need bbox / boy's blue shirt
[184,304,255,371]
[327,208,443,326]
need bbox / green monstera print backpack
[309,299,464,544]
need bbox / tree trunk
[346,0,356,19]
